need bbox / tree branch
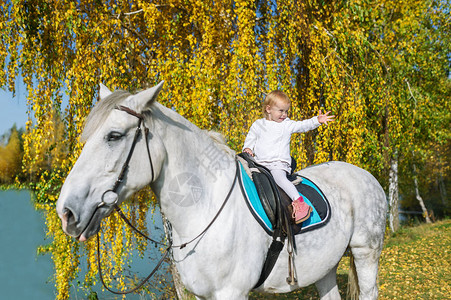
[405,79,417,108]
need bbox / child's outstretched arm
[317,109,335,125]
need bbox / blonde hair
[263,90,291,118]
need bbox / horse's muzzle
[58,201,109,241]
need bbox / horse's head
[56,81,164,241]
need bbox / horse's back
[298,161,387,246]
[260,161,386,293]
[298,161,386,206]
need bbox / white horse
[56,82,387,299]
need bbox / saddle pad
[239,162,273,234]
[238,162,331,235]
[281,176,331,235]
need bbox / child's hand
[243,148,254,156]
[318,110,335,125]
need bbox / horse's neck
[150,103,236,238]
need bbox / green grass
[250,220,451,299]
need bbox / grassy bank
[250,220,451,299]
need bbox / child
[243,90,334,224]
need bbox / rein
[96,105,239,295]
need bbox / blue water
[0,190,54,299]
[0,190,169,299]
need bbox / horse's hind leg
[315,264,341,300]
[350,246,382,300]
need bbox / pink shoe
[291,197,312,224]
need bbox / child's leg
[270,168,312,224]
[270,169,300,201]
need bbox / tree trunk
[413,163,432,223]
[389,151,400,233]
[162,214,192,300]
[438,173,448,208]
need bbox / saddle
[237,152,331,288]
[237,153,284,228]
[237,153,331,235]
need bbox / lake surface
[0,190,54,299]
[0,190,168,299]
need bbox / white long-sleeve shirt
[243,117,321,165]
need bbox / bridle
[98,105,154,208]
[96,105,239,295]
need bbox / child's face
[266,98,290,123]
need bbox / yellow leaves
[2,0,448,298]
[37,203,81,300]
[377,220,451,299]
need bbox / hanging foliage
[1,0,449,298]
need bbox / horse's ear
[99,83,112,100]
[133,81,164,111]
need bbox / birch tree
[1,0,449,297]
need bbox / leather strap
[96,105,240,294]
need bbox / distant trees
[0,111,67,185]
[0,124,23,184]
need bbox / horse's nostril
[60,205,84,237]
[63,207,76,225]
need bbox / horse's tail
[346,253,360,300]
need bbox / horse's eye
[107,131,123,142]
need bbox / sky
[0,85,28,135]
[0,77,70,136]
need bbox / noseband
[95,104,240,295]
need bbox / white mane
[81,89,236,160]
[203,130,236,158]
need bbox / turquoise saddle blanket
[238,162,331,235]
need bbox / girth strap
[253,230,286,288]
